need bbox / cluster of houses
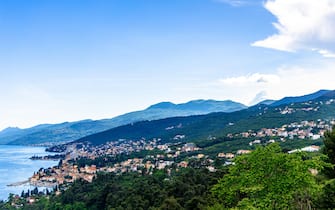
[30,162,97,187]
[28,138,204,187]
[228,119,335,143]
[277,99,335,115]
[29,117,333,191]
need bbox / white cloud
[215,0,247,7]
[218,61,335,105]
[252,0,335,57]
[249,91,268,105]
[317,49,335,58]
[220,73,280,86]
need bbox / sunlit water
[0,145,58,201]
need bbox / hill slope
[73,90,335,147]
[0,100,246,145]
[270,89,331,107]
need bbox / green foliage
[211,143,323,209]
[23,168,224,210]
[323,126,335,166]
[315,179,335,208]
[71,99,335,148]
[279,138,324,152]
[159,197,183,210]
[6,142,335,209]
[319,127,335,179]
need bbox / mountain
[0,127,23,144]
[3,90,334,146]
[0,100,247,146]
[0,120,115,146]
[0,127,21,135]
[0,124,55,145]
[270,89,331,107]
[256,99,276,105]
[109,100,247,126]
[69,90,335,147]
[148,100,247,113]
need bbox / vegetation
[3,138,335,209]
[4,130,335,209]
[1,100,246,145]
[211,143,328,209]
[323,126,335,176]
[1,167,225,210]
[71,98,335,147]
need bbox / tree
[323,126,335,177]
[211,143,323,209]
[315,179,335,208]
[159,197,183,210]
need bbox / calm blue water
[0,145,58,201]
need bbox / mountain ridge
[0,99,247,145]
[2,89,334,146]
[69,89,335,147]
[270,89,331,107]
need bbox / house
[217,153,225,158]
[207,166,216,172]
[225,153,235,159]
[236,150,251,155]
[178,161,188,168]
[182,143,198,152]
[288,145,320,153]
[197,154,205,159]
[301,145,320,152]
[249,140,261,146]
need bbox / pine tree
[323,126,335,177]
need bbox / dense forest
[1,167,226,210]
[2,128,335,209]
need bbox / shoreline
[0,145,59,201]
[7,180,57,188]
[7,180,29,187]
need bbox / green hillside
[0,100,246,146]
[74,94,335,148]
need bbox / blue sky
[1,0,335,129]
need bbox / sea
[0,145,59,201]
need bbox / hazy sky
[1,0,335,130]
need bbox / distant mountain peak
[146,99,247,113]
[185,99,237,104]
[147,102,176,109]
[3,89,334,146]
[185,99,215,103]
[0,127,21,133]
[270,89,332,107]
[257,99,276,106]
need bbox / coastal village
[27,117,334,193]
[29,139,204,189]
[229,118,334,146]
[23,99,335,192]
[5,109,335,207]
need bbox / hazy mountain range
[70,89,335,147]
[0,100,247,145]
[1,89,333,146]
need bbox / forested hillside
[3,136,335,209]
[0,100,246,146]
[71,92,335,148]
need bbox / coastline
[6,180,29,187]
[0,145,59,201]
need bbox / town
[27,117,334,193]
